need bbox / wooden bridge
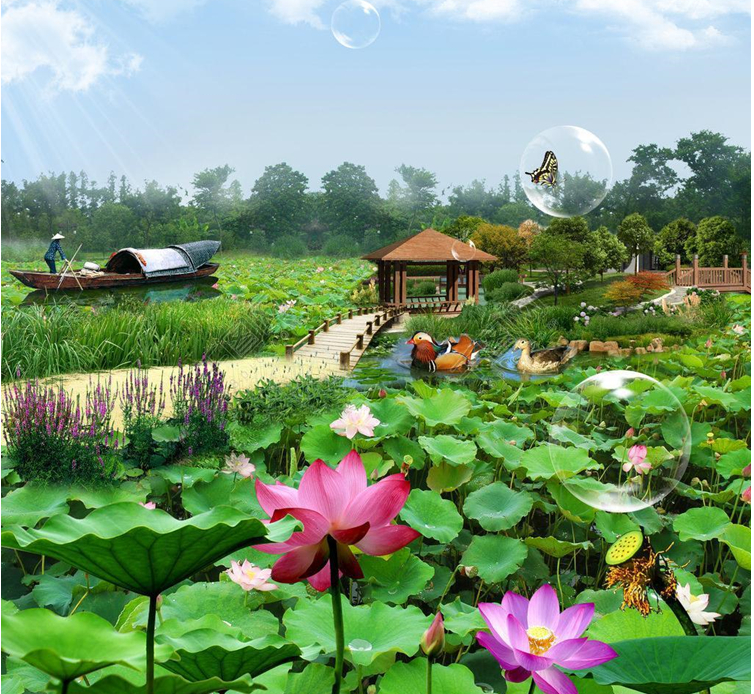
[666,253,751,294]
[285,306,406,370]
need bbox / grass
[535,272,668,307]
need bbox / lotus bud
[721,370,727,380]
[598,421,606,429]
[652,433,660,440]
[714,453,721,461]
[691,477,701,486]
[625,427,635,438]
[367,687,377,694]
[460,565,478,578]
[421,612,445,657]
[156,594,164,609]
[657,507,666,515]
[378,389,387,398]
[743,464,751,477]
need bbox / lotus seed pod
[605,531,643,566]
[306,583,319,597]
[460,565,479,578]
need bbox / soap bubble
[519,126,612,218]
[331,0,381,50]
[451,239,477,262]
[548,370,690,512]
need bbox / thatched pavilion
[362,228,497,308]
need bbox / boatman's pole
[56,244,83,291]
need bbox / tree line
[1,130,749,262]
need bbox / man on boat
[45,233,67,273]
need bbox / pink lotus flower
[253,451,419,591]
[742,486,751,504]
[330,404,380,440]
[625,427,635,439]
[743,464,751,477]
[421,612,445,657]
[222,452,256,478]
[623,444,651,474]
[227,559,277,592]
[477,584,617,694]
[140,501,157,510]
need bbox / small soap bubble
[331,0,381,50]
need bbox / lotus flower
[676,583,720,626]
[140,501,157,510]
[477,585,617,694]
[330,404,380,440]
[227,560,277,592]
[253,451,420,591]
[222,452,256,478]
[623,444,651,474]
[742,486,751,504]
[421,612,445,657]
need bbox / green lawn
[535,272,668,307]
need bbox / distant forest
[1,130,749,258]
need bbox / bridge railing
[285,305,381,360]
[665,253,750,294]
[339,307,405,370]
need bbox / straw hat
[52,233,65,240]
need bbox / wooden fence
[665,254,751,294]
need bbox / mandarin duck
[513,338,577,374]
[407,332,483,372]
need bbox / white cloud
[419,0,524,22]
[266,0,328,28]
[1,1,143,92]
[119,0,209,24]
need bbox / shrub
[471,223,528,268]
[579,314,692,340]
[483,269,520,293]
[486,282,530,303]
[170,358,229,455]
[323,234,361,258]
[604,280,643,308]
[2,378,116,483]
[408,280,438,296]
[270,235,308,258]
[627,272,669,296]
[233,375,351,427]
[351,280,379,307]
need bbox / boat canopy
[105,240,221,279]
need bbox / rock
[590,341,607,352]
[634,347,647,355]
[649,337,664,353]
[557,335,569,346]
[620,348,632,357]
[569,340,588,352]
[603,341,620,352]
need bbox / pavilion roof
[361,228,497,263]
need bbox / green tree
[129,181,181,247]
[529,232,585,305]
[687,216,740,267]
[654,218,696,267]
[388,165,439,234]
[471,223,528,269]
[249,163,309,239]
[618,213,654,273]
[89,203,137,251]
[192,164,239,231]
[546,216,590,243]
[445,215,486,240]
[320,162,381,240]
[589,226,629,280]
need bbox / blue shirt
[44,240,66,261]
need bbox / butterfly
[525,150,558,187]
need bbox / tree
[471,224,528,269]
[688,216,741,267]
[517,219,541,247]
[89,203,137,251]
[618,213,654,273]
[654,218,696,267]
[192,165,238,231]
[529,232,585,305]
[130,181,181,246]
[388,165,439,233]
[249,163,309,239]
[546,216,590,244]
[447,179,506,220]
[445,215,485,240]
[589,226,629,280]
[320,163,381,240]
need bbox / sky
[1,0,751,198]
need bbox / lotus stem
[664,592,698,636]
[328,535,345,694]
[146,594,158,694]
[426,657,432,694]
[61,680,69,694]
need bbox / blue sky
[1,0,751,197]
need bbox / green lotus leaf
[152,425,184,443]
[283,596,430,667]
[548,424,598,450]
[673,507,730,542]
[0,608,170,682]
[418,435,477,466]
[149,467,217,489]
[400,489,464,543]
[474,433,523,470]
[525,536,593,558]
[546,482,596,523]
[692,386,744,412]
[181,475,263,517]
[359,548,434,604]
[463,482,533,532]
[440,597,486,638]
[299,425,353,463]
[283,663,336,694]
[1,484,69,527]
[378,658,485,694]
[1,503,297,595]
[366,398,415,438]
[716,449,751,479]
[380,435,426,468]
[720,524,751,571]
[155,615,299,683]
[577,636,751,694]
[520,444,599,480]
[461,535,527,583]
[585,600,684,641]
[399,389,472,428]
[594,511,640,543]
[426,462,473,493]
[227,421,284,453]
[66,673,261,693]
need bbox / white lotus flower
[676,583,720,626]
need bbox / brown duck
[513,338,577,374]
[407,332,483,372]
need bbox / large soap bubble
[519,126,612,218]
[331,0,381,49]
[548,370,690,512]
[451,238,477,262]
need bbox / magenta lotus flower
[623,444,650,474]
[477,585,617,694]
[253,451,420,591]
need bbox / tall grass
[2,299,271,379]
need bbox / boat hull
[10,263,219,290]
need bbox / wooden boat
[10,241,221,291]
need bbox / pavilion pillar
[468,261,480,302]
[393,261,407,306]
[446,261,460,301]
[378,261,388,303]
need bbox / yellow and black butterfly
[525,150,558,187]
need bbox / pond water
[18,277,222,307]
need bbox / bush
[579,314,692,340]
[627,272,669,296]
[2,378,116,483]
[323,234,361,258]
[483,269,520,293]
[408,279,438,296]
[486,282,531,303]
[604,280,643,308]
[233,375,351,427]
[270,235,308,258]
[351,280,379,307]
